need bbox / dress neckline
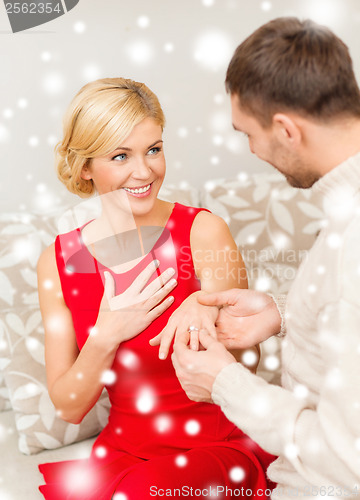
[78,202,178,276]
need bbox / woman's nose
[132,158,151,179]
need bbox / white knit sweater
[212,152,360,499]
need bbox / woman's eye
[113,153,127,161]
[148,147,161,155]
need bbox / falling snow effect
[2,2,358,498]
[136,386,156,413]
[229,466,245,483]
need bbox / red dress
[39,203,275,499]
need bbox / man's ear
[272,113,302,148]
[80,161,92,180]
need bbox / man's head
[226,17,360,127]
[226,17,360,188]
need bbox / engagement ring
[188,325,199,332]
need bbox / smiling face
[81,117,166,217]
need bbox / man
[172,17,360,497]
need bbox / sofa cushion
[201,172,324,294]
[0,212,111,454]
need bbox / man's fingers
[197,289,238,308]
[198,328,219,350]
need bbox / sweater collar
[312,151,360,219]
[312,151,360,199]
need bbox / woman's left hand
[149,291,218,359]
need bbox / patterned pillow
[200,172,324,385]
[0,184,200,453]
[201,172,324,294]
[0,212,110,454]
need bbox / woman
[37,78,275,499]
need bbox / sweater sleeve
[269,293,287,337]
[212,232,360,489]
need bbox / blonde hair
[56,78,166,197]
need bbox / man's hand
[198,289,282,349]
[171,329,236,403]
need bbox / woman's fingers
[145,276,177,311]
[147,297,176,337]
[141,267,176,301]
[104,271,115,298]
[129,259,161,295]
[188,325,201,351]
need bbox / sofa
[0,172,324,498]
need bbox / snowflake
[229,466,245,483]
[293,384,309,399]
[117,349,140,370]
[125,40,154,65]
[42,73,65,95]
[175,454,188,467]
[17,98,28,109]
[261,1,272,11]
[250,393,270,417]
[284,443,299,460]
[136,386,156,413]
[137,15,150,28]
[326,233,342,249]
[42,279,53,290]
[100,369,117,385]
[177,127,188,138]
[41,51,52,62]
[0,123,10,143]
[193,30,232,72]
[154,415,172,434]
[83,64,102,81]
[242,350,258,367]
[3,108,14,119]
[264,354,280,371]
[113,494,128,500]
[74,21,86,34]
[184,419,201,435]
[94,445,107,458]
[163,42,174,53]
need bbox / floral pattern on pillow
[0,212,111,454]
[200,172,325,385]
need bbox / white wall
[1,0,360,212]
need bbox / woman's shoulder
[190,210,233,250]
[37,242,56,278]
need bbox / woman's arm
[151,211,259,368]
[38,244,177,424]
[190,211,259,367]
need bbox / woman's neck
[84,197,173,244]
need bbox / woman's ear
[80,162,92,180]
[272,113,302,148]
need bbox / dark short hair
[226,17,360,126]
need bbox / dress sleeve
[212,229,360,489]
[268,293,287,337]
